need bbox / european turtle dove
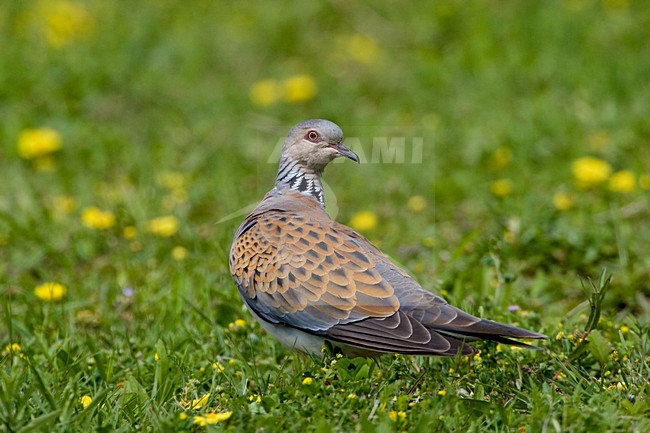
[230,119,545,357]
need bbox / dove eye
[305,130,320,142]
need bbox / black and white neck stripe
[275,158,325,205]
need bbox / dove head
[280,119,359,173]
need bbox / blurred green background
[1,1,649,431]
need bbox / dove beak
[332,143,360,163]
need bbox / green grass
[1,1,650,431]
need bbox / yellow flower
[302,377,313,385]
[388,411,406,421]
[349,211,378,232]
[490,146,513,170]
[571,156,612,188]
[17,128,62,159]
[249,394,262,403]
[52,195,76,214]
[182,393,210,410]
[80,395,92,409]
[36,0,95,48]
[490,179,513,197]
[344,34,379,65]
[282,75,317,103]
[407,195,427,213]
[347,393,357,399]
[4,343,21,354]
[154,353,160,361]
[123,226,137,239]
[179,413,188,420]
[228,319,247,331]
[250,79,280,107]
[193,411,232,426]
[619,325,629,334]
[145,215,179,237]
[553,192,574,211]
[34,282,66,301]
[555,331,565,340]
[212,362,225,373]
[81,207,115,229]
[608,170,635,193]
[156,171,186,191]
[639,173,650,190]
[172,246,188,261]
[437,389,447,396]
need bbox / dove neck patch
[275,158,325,205]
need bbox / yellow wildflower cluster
[193,411,232,426]
[52,195,76,215]
[570,156,641,194]
[181,393,210,410]
[608,170,635,193]
[250,75,317,107]
[490,146,513,170]
[388,410,406,421]
[82,207,116,229]
[32,0,95,48]
[34,282,66,301]
[349,211,378,232]
[343,33,380,65]
[145,215,179,237]
[407,196,427,213]
[17,128,62,160]
[172,246,188,261]
[79,395,92,409]
[284,75,317,103]
[4,343,22,355]
[228,319,247,331]
[301,377,313,385]
[571,156,612,188]
[490,178,513,198]
[156,171,186,191]
[552,191,574,211]
[123,226,137,239]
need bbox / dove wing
[230,209,399,333]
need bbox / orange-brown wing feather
[230,210,399,332]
